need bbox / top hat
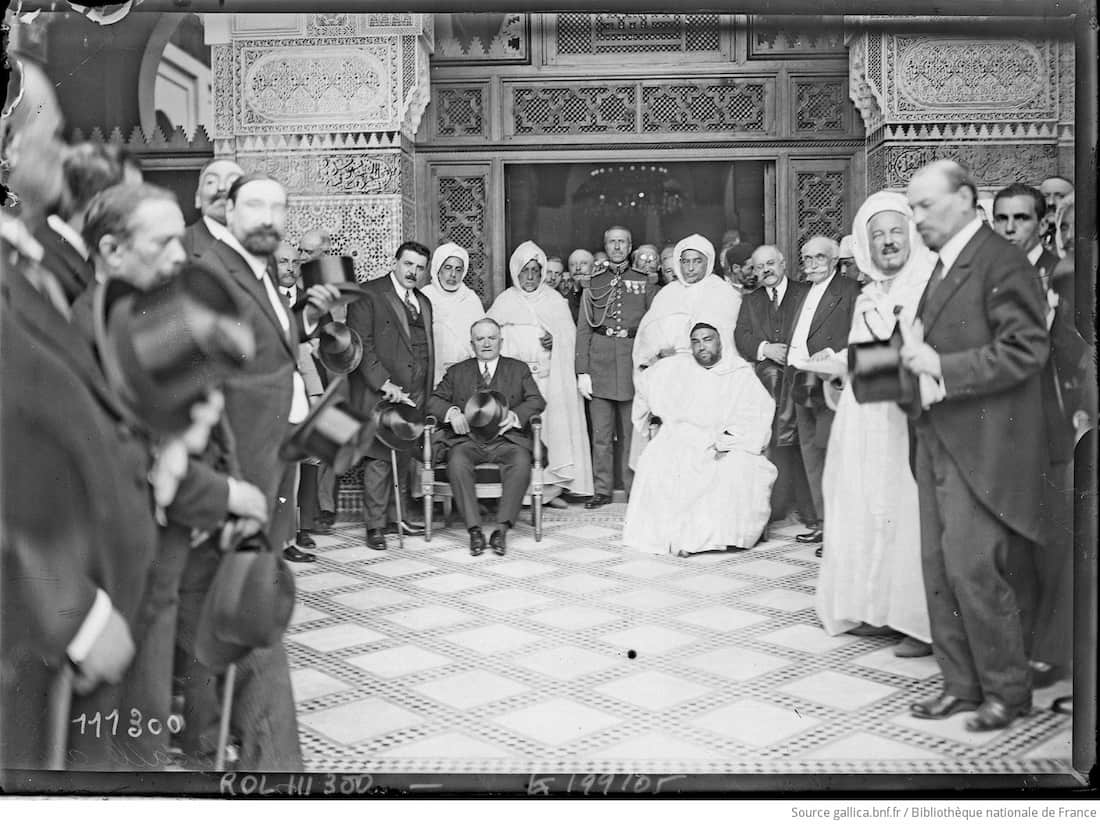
[94,263,255,436]
[292,255,364,310]
[194,531,297,672]
[281,376,376,474]
[317,321,363,375]
[464,389,509,441]
[849,325,919,414]
[373,400,426,452]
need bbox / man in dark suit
[902,160,1049,731]
[346,241,435,551]
[734,245,815,530]
[993,182,1088,688]
[178,172,340,770]
[576,226,656,508]
[181,158,244,261]
[427,318,546,556]
[785,235,861,548]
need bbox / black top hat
[317,321,363,375]
[464,389,509,441]
[194,531,297,672]
[373,400,426,452]
[94,263,255,436]
[292,255,365,310]
[849,326,919,415]
[281,376,377,474]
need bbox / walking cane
[391,448,404,549]
[214,662,237,771]
[45,664,74,770]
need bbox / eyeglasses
[801,253,831,265]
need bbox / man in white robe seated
[623,323,777,556]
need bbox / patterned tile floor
[284,503,1073,776]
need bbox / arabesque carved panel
[435,86,487,138]
[285,196,404,281]
[243,152,402,196]
[555,13,720,55]
[794,79,846,133]
[878,143,1058,190]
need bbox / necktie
[917,256,945,316]
[481,363,492,386]
[769,287,778,307]
[405,289,419,319]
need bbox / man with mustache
[178,172,341,769]
[181,158,244,260]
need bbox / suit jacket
[182,217,219,262]
[346,276,436,461]
[33,219,94,306]
[734,278,811,447]
[427,356,546,454]
[197,239,306,504]
[915,223,1050,542]
[1032,247,1061,294]
[575,267,656,401]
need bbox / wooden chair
[418,415,544,542]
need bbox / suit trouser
[796,404,830,527]
[447,438,532,529]
[589,396,633,497]
[363,453,413,529]
[298,462,322,530]
[175,538,303,771]
[1006,458,1074,670]
[317,461,338,513]
[914,425,1031,707]
[767,444,815,523]
[270,462,299,547]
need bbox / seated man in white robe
[623,322,777,556]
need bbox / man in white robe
[623,323,777,556]
[422,242,485,388]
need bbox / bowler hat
[373,401,426,452]
[281,376,377,474]
[94,263,255,436]
[194,531,297,672]
[464,389,509,441]
[292,255,364,310]
[317,321,363,375]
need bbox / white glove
[577,373,593,400]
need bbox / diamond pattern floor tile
[671,575,751,595]
[291,668,351,702]
[603,587,688,612]
[519,645,623,680]
[486,560,558,579]
[692,699,821,747]
[850,645,942,679]
[464,587,553,611]
[559,525,619,540]
[760,623,858,653]
[742,588,816,612]
[607,559,683,580]
[409,572,490,594]
[601,624,699,656]
[347,644,453,678]
[594,670,713,710]
[684,647,793,682]
[542,573,620,595]
[550,547,621,564]
[364,559,436,578]
[330,586,414,611]
[289,604,328,626]
[590,731,726,762]
[377,732,517,760]
[530,605,621,630]
[384,604,476,631]
[323,545,385,564]
[294,572,363,592]
[779,670,899,711]
[412,670,529,710]
[677,605,770,632]
[494,698,621,745]
[734,558,807,579]
[802,731,943,762]
[442,625,540,655]
[290,622,387,652]
[300,697,424,745]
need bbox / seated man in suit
[427,318,546,557]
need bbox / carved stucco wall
[849,27,1073,194]
[209,13,431,279]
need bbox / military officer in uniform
[576,226,657,508]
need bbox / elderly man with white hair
[814,192,936,656]
[490,241,594,502]
[422,242,485,387]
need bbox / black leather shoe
[965,698,1031,732]
[384,519,425,537]
[910,693,980,720]
[295,530,316,549]
[283,545,316,564]
[584,494,612,510]
[725,545,750,552]
[318,510,336,527]
[1030,660,1064,689]
[366,528,387,551]
[308,524,333,536]
[469,527,486,557]
[796,528,824,543]
[814,546,823,558]
[489,529,507,556]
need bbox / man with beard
[576,226,656,508]
[734,245,815,532]
[178,173,341,769]
[182,158,244,260]
[783,235,861,550]
[565,247,594,321]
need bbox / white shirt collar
[1026,243,1043,265]
[390,271,416,300]
[936,216,984,274]
[46,214,88,260]
[767,277,787,301]
[477,356,499,376]
[807,272,835,293]
[203,215,234,244]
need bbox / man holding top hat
[346,240,436,552]
[427,318,546,556]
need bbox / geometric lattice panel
[437,175,490,302]
[512,85,637,135]
[287,505,1074,776]
[793,79,847,133]
[642,81,768,133]
[555,13,721,56]
[435,86,488,138]
[795,169,846,252]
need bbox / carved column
[847,21,1073,197]
[207,12,432,280]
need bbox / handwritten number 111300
[72,710,181,738]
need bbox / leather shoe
[489,528,507,556]
[965,698,1031,732]
[366,528,387,551]
[384,519,425,537]
[469,527,486,557]
[796,528,824,543]
[894,636,933,658]
[584,494,612,510]
[307,524,333,536]
[282,545,316,564]
[910,693,980,720]
[725,545,750,552]
[295,530,316,549]
[814,546,823,558]
[1029,660,1064,689]
[318,509,336,525]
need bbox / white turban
[851,191,927,282]
[429,242,470,291]
[508,240,547,286]
[671,234,716,286]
